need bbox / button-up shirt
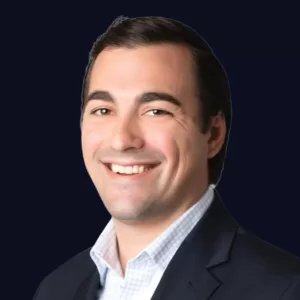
[90,184,215,300]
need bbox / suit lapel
[73,269,101,300]
[150,189,239,300]
[84,272,101,300]
[150,258,221,300]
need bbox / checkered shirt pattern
[90,184,215,300]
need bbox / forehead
[88,44,197,99]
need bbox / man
[33,16,300,300]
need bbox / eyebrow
[86,90,182,107]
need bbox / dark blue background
[4,3,300,299]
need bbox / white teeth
[110,164,151,174]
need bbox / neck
[113,216,174,273]
[112,184,210,273]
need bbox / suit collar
[150,189,239,300]
[73,269,100,300]
[191,188,238,268]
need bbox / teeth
[110,164,151,174]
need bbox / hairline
[81,42,206,125]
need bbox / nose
[110,117,144,151]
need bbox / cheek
[146,127,180,163]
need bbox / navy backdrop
[5,3,299,299]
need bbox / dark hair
[80,16,232,185]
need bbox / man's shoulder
[233,226,300,275]
[33,247,96,299]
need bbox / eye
[146,109,172,116]
[91,108,111,116]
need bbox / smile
[103,162,160,177]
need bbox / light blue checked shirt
[90,184,215,300]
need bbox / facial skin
[81,44,226,228]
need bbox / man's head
[80,16,231,224]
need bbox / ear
[207,112,227,159]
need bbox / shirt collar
[90,184,215,283]
[143,184,215,270]
[90,219,122,283]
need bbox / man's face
[81,44,219,224]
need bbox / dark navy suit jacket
[33,190,300,299]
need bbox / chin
[110,210,144,222]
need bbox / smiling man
[33,16,300,300]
